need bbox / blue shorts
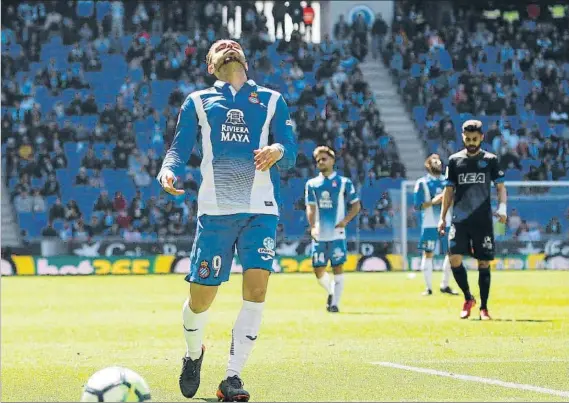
[311,239,347,268]
[418,227,449,253]
[186,213,278,286]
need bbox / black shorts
[448,221,495,261]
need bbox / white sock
[331,274,344,307]
[441,255,451,288]
[226,300,264,379]
[182,298,208,360]
[421,255,433,290]
[317,272,333,295]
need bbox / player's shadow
[339,311,381,315]
[472,318,554,323]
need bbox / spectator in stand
[82,147,101,170]
[116,209,132,229]
[371,13,388,59]
[65,200,82,221]
[41,221,59,238]
[123,224,142,241]
[508,208,522,234]
[302,2,315,42]
[94,190,113,212]
[545,217,562,235]
[32,189,47,212]
[352,13,369,46]
[113,191,127,212]
[73,218,92,242]
[75,167,90,185]
[60,222,73,241]
[49,198,66,221]
[334,14,350,43]
[14,191,33,213]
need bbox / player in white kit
[413,154,458,296]
[305,146,361,312]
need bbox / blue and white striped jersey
[305,172,359,241]
[413,174,451,229]
[158,79,297,217]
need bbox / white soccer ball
[80,366,151,402]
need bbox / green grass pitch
[2,271,568,402]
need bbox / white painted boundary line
[371,361,569,398]
[404,358,569,364]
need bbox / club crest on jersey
[198,260,210,278]
[225,109,246,125]
[332,248,345,260]
[222,109,250,143]
[332,181,337,187]
[258,237,276,261]
[248,92,259,104]
[319,191,333,209]
[478,160,488,168]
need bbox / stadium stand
[2,1,402,243]
[382,0,569,240]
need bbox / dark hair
[424,153,440,170]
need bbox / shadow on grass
[471,318,554,323]
[339,311,381,315]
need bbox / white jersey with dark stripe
[157,79,297,217]
[413,174,452,230]
[305,172,359,241]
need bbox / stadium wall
[2,248,568,276]
[325,1,394,34]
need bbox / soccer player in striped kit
[414,154,458,296]
[305,146,361,313]
[158,39,297,401]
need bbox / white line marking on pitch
[371,362,569,398]
[405,358,569,364]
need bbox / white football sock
[226,301,264,379]
[317,272,333,295]
[441,255,451,288]
[331,274,344,307]
[421,255,433,290]
[182,298,209,360]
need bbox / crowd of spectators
[383,1,569,238]
[2,1,403,242]
[383,1,569,178]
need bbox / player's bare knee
[243,285,268,302]
[188,297,212,313]
[424,251,434,258]
[332,265,343,275]
[189,283,218,313]
[243,268,270,302]
[314,267,327,278]
[478,260,491,269]
[449,254,462,268]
